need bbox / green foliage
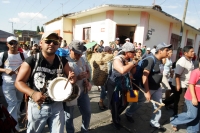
[37,26,40,33]
[41,26,44,32]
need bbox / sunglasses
[8,41,18,45]
[44,39,60,45]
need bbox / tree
[41,26,44,32]
[37,26,40,33]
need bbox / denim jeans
[27,101,64,133]
[64,92,91,133]
[100,86,107,100]
[2,83,23,131]
[171,99,200,133]
[150,87,162,127]
[125,90,146,117]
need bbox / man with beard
[15,32,76,133]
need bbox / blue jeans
[27,101,64,133]
[64,92,91,133]
[100,86,107,100]
[171,99,200,133]
[149,88,163,127]
[2,83,23,131]
[126,88,162,127]
[125,89,146,117]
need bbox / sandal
[172,125,178,132]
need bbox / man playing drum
[64,40,91,133]
[15,31,76,133]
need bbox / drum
[48,77,80,102]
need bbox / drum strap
[31,53,39,78]
[57,55,64,76]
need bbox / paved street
[1,85,189,133]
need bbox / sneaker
[125,114,134,123]
[150,124,166,132]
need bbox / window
[83,27,91,41]
[186,38,193,46]
[170,34,180,50]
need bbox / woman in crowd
[170,61,200,133]
[135,49,143,61]
[106,42,137,130]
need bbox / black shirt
[25,52,68,102]
[141,56,163,90]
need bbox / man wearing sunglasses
[15,32,76,133]
[0,36,28,131]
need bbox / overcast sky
[1,0,200,33]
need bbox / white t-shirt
[151,48,156,55]
[0,52,28,83]
[172,56,194,88]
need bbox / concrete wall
[74,12,107,44]
[146,13,169,48]
[45,19,62,33]
[63,18,73,44]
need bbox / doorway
[116,25,136,44]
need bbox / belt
[29,97,54,104]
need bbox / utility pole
[152,0,156,5]
[10,22,14,34]
[175,0,189,61]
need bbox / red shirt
[185,69,200,101]
[18,47,23,52]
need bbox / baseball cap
[125,38,130,41]
[7,36,17,42]
[147,47,151,51]
[104,46,113,52]
[115,38,120,41]
[156,42,172,52]
[121,42,135,52]
[41,31,59,40]
[69,40,87,54]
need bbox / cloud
[9,18,20,23]
[2,0,10,3]
[18,12,47,20]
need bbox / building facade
[44,4,200,61]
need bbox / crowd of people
[0,33,199,133]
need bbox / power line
[46,0,71,17]
[158,0,166,5]
[13,0,22,15]
[67,0,85,13]
[19,0,54,30]
[192,0,200,21]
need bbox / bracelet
[30,91,35,99]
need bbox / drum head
[48,77,73,101]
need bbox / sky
[1,0,200,34]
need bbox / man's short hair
[183,45,193,53]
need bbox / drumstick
[131,82,165,113]
[64,78,70,90]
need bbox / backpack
[133,56,156,84]
[0,52,24,86]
